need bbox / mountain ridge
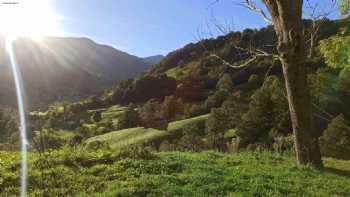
[0,36,151,109]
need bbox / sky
[50,0,338,57]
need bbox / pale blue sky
[51,0,338,57]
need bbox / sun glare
[0,0,61,39]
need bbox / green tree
[179,123,205,152]
[238,76,290,147]
[260,0,322,166]
[338,0,350,15]
[206,94,244,150]
[139,99,168,129]
[161,96,184,121]
[117,107,140,130]
[308,68,338,108]
[205,89,229,109]
[320,29,350,68]
[206,108,229,151]
[320,29,350,119]
[320,114,350,159]
[216,73,233,91]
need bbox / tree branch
[240,0,273,25]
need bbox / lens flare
[5,38,28,197]
[1,1,62,195]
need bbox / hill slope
[0,36,150,109]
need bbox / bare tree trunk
[262,0,322,167]
[308,24,315,58]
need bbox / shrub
[204,89,229,109]
[161,96,185,121]
[189,103,208,117]
[85,140,111,151]
[32,129,68,150]
[320,114,350,159]
[139,99,168,129]
[248,74,259,83]
[117,145,157,160]
[117,107,140,130]
[216,73,233,91]
[272,134,294,155]
[91,111,102,123]
[178,122,205,152]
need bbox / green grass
[85,114,210,151]
[85,127,165,150]
[0,150,349,196]
[167,114,210,131]
[101,105,128,119]
[165,67,179,78]
[165,60,199,79]
[224,129,237,138]
[56,129,76,140]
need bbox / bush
[117,107,140,130]
[117,145,157,160]
[204,89,229,109]
[85,140,111,151]
[320,114,350,159]
[189,103,208,117]
[91,111,102,122]
[178,122,205,152]
[32,129,69,150]
[139,99,168,129]
[272,134,294,155]
[161,96,185,121]
[216,73,233,91]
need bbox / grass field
[0,150,349,196]
[101,105,128,120]
[167,114,210,131]
[85,114,210,151]
[85,127,165,150]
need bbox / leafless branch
[304,0,337,58]
[194,2,278,69]
[209,47,278,69]
[239,0,273,25]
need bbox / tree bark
[262,0,322,167]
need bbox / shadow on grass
[324,167,350,178]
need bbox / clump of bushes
[177,122,206,152]
[117,106,140,130]
[117,145,157,160]
[320,114,350,160]
[32,129,71,150]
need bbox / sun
[0,0,61,39]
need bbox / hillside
[2,17,342,155]
[0,36,150,109]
